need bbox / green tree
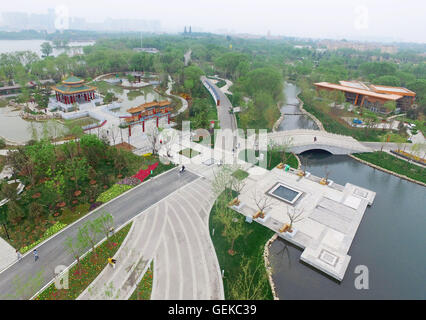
[41,42,53,57]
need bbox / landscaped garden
[353,151,426,184]
[0,135,174,253]
[35,222,132,300]
[129,261,154,300]
[209,190,274,300]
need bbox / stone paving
[164,134,376,281]
[0,237,16,272]
[78,177,224,300]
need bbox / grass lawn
[129,261,154,300]
[126,90,143,100]
[63,117,99,128]
[232,169,249,181]
[179,148,200,158]
[210,192,274,300]
[35,222,132,300]
[301,96,384,142]
[216,80,226,88]
[353,151,426,184]
[238,149,299,170]
[93,81,123,95]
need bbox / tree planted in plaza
[286,207,304,232]
[251,189,276,217]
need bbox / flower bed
[20,222,67,254]
[129,261,154,300]
[133,162,159,182]
[96,184,133,203]
[117,176,141,187]
[89,201,104,211]
[35,222,132,300]
[391,150,426,166]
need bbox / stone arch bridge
[267,130,372,155]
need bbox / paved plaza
[78,177,223,300]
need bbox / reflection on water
[270,150,426,299]
[277,82,318,131]
[0,107,64,143]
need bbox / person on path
[108,257,116,269]
[314,136,317,142]
[16,249,22,261]
[179,165,185,175]
[33,249,39,262]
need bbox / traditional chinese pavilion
[52,76,97,105]
[125,100,172,134]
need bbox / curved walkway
[78,177,224,300]
[167,75,188,116]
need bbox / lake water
[0,40,95,57]
[277,82,319,131]
[269,151,426,300]
[0,107,64,143]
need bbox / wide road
[0,168,198,300]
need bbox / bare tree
[159,129,178,157]
[231,175,246,204]
[107,126,120,146]
[146,125,160,155]
[323,165,331,183]
[286,207,304,232]
[300,154,310,176]
[211,165,234,200]
[251,190,275,219]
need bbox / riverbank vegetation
[353,151,426,184]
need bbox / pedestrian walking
[33,249,39,262]
[314,136,317,142]
[108,257,117,269]
[16,249,22,261]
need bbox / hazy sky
[1,0,425,43]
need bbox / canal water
[277,82,319,131]
[269,150,426,299]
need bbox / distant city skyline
[0,0,425,43]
